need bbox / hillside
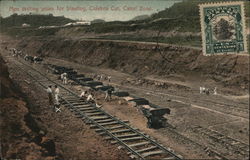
[0,0,249,48]
[0,14,75,27]
[85,0,249,33]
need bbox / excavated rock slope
[11,37,250,92]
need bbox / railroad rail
[8,57,182,160]
[118,78,249,116]
[193,126,249,159]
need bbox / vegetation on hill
[0,0,249,48]
[91,19,106,24]
[131,15,150,21]
[85,0,248,34]
[0,14,75,27]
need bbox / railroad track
[8,57,182,160]
[123,78,249,115]
[193,126,249,159]
[110,83,249,118]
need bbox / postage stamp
[199,1,248,56]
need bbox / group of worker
[9,48,22,57]
[93,74,112,82]
[79,87,113,102]
[47,85,113,111]
[46,85,61,112]
[200,86,217,95]
[79,90,95,102]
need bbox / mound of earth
[0,55,57,159]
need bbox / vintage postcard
[199,1,248,56]
[0,0,249,160]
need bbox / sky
[0,0,181,21]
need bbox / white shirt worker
[80,91,86,98]
[87,94,94,102]
[54,87,60,104]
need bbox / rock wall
[10,37,250,91]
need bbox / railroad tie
[99,121,120,126]
[135,146,158,154]
[75,105,93,108]
[86,112,105,117]
[99,129,131,136]
[106,125,125,131]
[90,121,119,129]
[111,136,144,144]
[63,102,88,107]
[70,102,88,106]
[128,141,151,148]
[120,136,144,141]
[83,110,100,114]
[141,150,164,158]
[91,116,110,121]
[78,108,95,111]
[61,100,84,105]
[95,119,115,124]
[64,99,85,103]
[63,96,78,99]
[105,133,139,140]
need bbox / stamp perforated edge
[199,1,249,56]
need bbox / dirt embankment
[0,49,131,159]
[0,56,57,159]
[9,36,250,91]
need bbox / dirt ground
[1,50,130,159]
[1,34,249,159]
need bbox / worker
[54,85,61,112]
[24,54,28,61]
[34,56,37,63]
[12,48,16,56]
[107,76,111,82]
[62,73,68,84]
[79,90,87,100]
[54,85,60,104]
[104,89,109,101]
[200,86,206,94]
[87,93,94,102]
[205,88,210,95]
[214,87,217,95]
[199,87,203,94]
[97,75,101,81]
[105,88,113,101]
[60,73,64,81]
[46,85,53,107]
